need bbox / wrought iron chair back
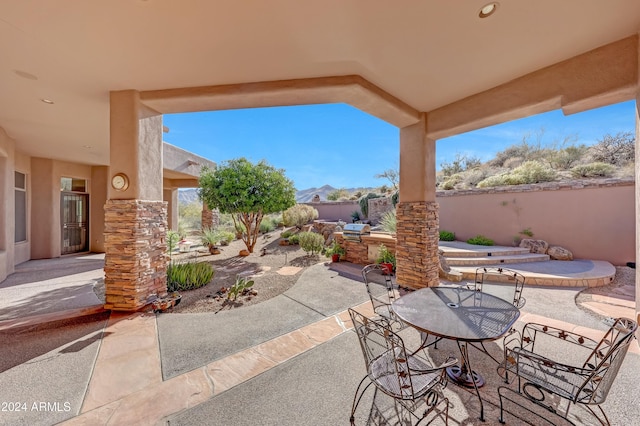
[471,267,526,308]
[503,317,637,425]
[361,263,404,329]
[348,308,456,425]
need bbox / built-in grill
[342,223,371,242]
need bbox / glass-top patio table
[391,286,520,421]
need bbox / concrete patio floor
[0,257,638,426]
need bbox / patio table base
[446,365,485,388]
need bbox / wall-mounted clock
[111,173,129,191]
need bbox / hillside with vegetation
[436,131,635,190]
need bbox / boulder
[548,246,573,261]
[519,239,549,254]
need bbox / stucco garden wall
[304,201,361,223]
[438,178,635,265]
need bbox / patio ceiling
[1,1,639,165]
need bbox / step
[439,241,532,258]
[453,260,616,288]
[446,253,550,266]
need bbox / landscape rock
[519,238,549,254]
[548,246,573,261]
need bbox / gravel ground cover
[167,229,326,314]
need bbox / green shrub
[379,210,396,233]
[477,161,556,188]
[167,262,214,292]
[283,204,319,228]
[288,233,300,244]
[440,173,462,190]
[200,228,222,248]
[512,160,557,183]
[570,162,616,178]
[439,230,456,241]
[280,230,293,239]
[167,230,180,257]
[259,217,276,233]
[218,230,235,246]
[297,231,324,255]
[467,235,494,246]
[375,244,396,268]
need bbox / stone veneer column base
[104,199,168,311]
[396,201,439,289]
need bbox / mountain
[295,185,337,202]
[178,189,200,205]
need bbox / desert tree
[198,158,296,253]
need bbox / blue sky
[163,100,636,191]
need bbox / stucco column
[396,113,439,289]
[164,187,179,231]
[104,90,167,311]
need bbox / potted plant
[325,241,346,262]
[376,244,396,275]
[200,228,221,255]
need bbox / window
[61,177,86,193]
[15,171,27,243]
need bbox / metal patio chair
[348,308,457,425]
[361,263,406,331]
[501,317,638,425]
[467,267,526,308]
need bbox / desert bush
[502,157,524,169]
[588,132,635,166]
[512,160,557,183]
[327,188,351,201]
[441,173,462,190]
[477,161,556,187]
[218,230,235,246]
[259,217,276,233]
[570,162,616,178]
[379,210,396,233]
[477,174,521,188]
[548,145,589,170]
[167,262,214,292]
[439,230,456,241]
[298,232,324,255]
[440,153,482,177]
[283,204,319,228]
[467,235,494,246]
[288,233,300,244]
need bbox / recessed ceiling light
[14,70,38,80]
[40,98,55,104]
[479,2,499,18]
[83,145,92,149]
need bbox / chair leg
[585,404,611,426]
[350,376,374,425]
